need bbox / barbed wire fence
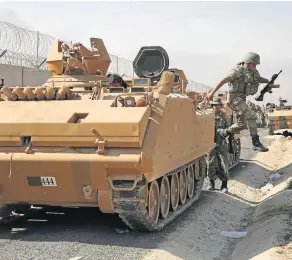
[0,21,136,75]
[0,20,219,94]
[0,21,53,70]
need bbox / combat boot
[252,135,269,152]
[220,180,228,193]
[208,180,215,190]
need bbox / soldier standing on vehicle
[206,97,237,193]
[255,105,263,127]
[207,52,272,152]
[107,73,128,89]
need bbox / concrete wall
[0,64,51,87]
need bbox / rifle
[254,70,282,101]
[228,134,234,154]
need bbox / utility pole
[36,31,39,66]
[116,56,119,74]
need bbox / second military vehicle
[266,97,292,135]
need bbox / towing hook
[91,128,104,141]
[91,128,106,155]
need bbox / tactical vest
[214,112,228,145]
[228,64,261,97]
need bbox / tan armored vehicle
[0,41,215,231]
[267,110,292,134]
[267,98,292,134]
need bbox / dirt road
[0,129,291,260]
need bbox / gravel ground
[0,129,287,260]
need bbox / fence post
[116,56,119,74]
[21,66,24,87]
[36,31,39,65]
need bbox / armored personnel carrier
[0,41,215,231]
[266,98,292,135]
[267,110,292,135]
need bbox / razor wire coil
[0,20,218,93]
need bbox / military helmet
[210,97,223,105]
[242,52,260,65]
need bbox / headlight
[124,96,136,107]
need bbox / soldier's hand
[207,92,213,101]
[271,84,280,88]
[216,129,225,136]
[203,96,209,103]
[225,129,232,136]
[228,131,235,139]
[227,124,240,134]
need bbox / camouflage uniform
[250,102,256,112]
[261,105,267,127]
[206,111,230,181]
[206,98,237,192]
[224,52,269,152]
[107,73,128,88]
[255,105,264,127]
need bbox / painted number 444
[41,177,57,187]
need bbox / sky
[0,0,292,104]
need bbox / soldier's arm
[224,113,231,128]
[216,128,229,138]
[220,112,231,128]
[255,70,269,84]
[208,70,237,98]
[258,77,269,84]
[217,123,239,138]
[209,79,227,96]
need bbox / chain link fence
[0,20,220,94]
[0,21,54,70]
[0,21,136,76]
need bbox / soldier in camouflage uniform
[206,97,238,193]
[255,105,263,127]
[107,73,128,89]
[207,52,271,152]
[250,102,256,112]
[261,105,267,127]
